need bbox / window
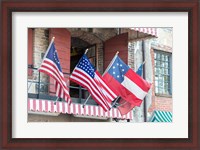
[154,50,172,96]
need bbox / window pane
[155,80,158,86]
[165,62,168,68]
[155,68,159,75]
[164,68,168,75]
[161,54,165,61]
[158,88,163,94]
[155,75,158,81]
[154,50,172,95]
[157,53,160,60]
[163,75,167,82]
[161,68,164,74]
[160,61,165,67]
[165,55,169,61]
[155,87,158,93]
[156,60,160,67]
[159,81,163,87]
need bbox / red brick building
[27,28,172,122]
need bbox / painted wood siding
[28,28,33,76]
[49,28,71,94]
[104,33,128,71]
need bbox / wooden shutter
[28,28,33,77]
[49,28,71,94]
[104,33,128,71]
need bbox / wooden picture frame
[1,0,199,149]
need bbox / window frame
[154,49,172,97]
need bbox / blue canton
[46,43,62,72]
[77,54,96,78]
[107,56,129,83]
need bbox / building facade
[28,28,172,122]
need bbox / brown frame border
[1,0,199,149]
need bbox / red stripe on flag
[41,60,65,81]
[70,77,110,111]
[39,60,70,103]
[39,67,67,92]
[70,70,111,111]
[103,73,143,106]
[95,71,117,101]
[125,69,151,92]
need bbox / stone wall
[29,28,49,94]
[128,39,153,122]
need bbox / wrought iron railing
[28,66,97,105]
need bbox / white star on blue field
[107,57,129,83]
[77,55,96,78]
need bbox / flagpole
[82,51,119,108]
[84,48,89,54]
[103,51,119,76]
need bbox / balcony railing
[28,66,98,105]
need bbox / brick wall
[128,42,135,69]
[96,42,104,74]
[149,28,173,113]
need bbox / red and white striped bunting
[131,28,157,37]
[28,99,133,120]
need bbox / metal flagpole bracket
[110,96,121,109]
[54,97,59,105]
[82,95,91,108]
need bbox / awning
[28,99,133,120]
[148,110,172,122]
[131,28,157,37]
[124,28,157,41]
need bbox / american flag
[38,41,71,104]
[70,54,117,111]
